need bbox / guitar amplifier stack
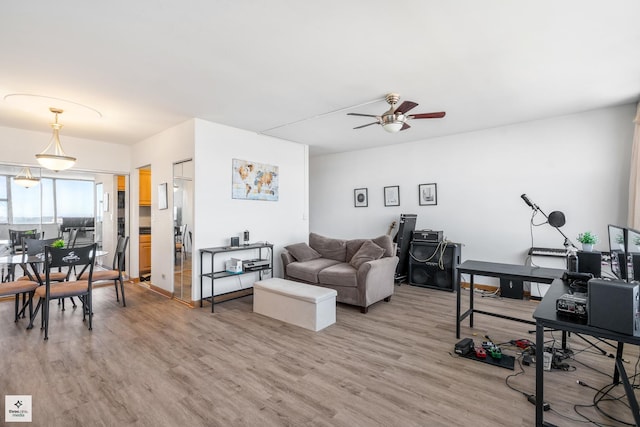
[408,241,461,291]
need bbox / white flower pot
[582,243,594,252]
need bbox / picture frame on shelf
[354,188,368,207]
[384,185,400,207]
[418,183,437,206]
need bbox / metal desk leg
[535,321,544,426]
[456,269,462,338]
[613,342,624,384]
[615,355,640,426]
[469,274,474,328]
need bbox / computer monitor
[608,224,627,281]
[627,227,640,281]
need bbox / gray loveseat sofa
[281,233,399,313]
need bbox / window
[10,178,54,224]
[55,179,94,218]
[0,176,7,223]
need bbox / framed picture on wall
[354,188,368,207]
[418,183,437,206]
[384,186,400,207]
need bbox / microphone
[521,194,538,210]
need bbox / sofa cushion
[285,242,322,262]
[286,258,341,283]
[346,239,367,262]
[309,233,346,262]
[371,234,395,258]
[349,240,385,269]
[317,263,358,288]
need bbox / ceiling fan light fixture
[14,167,40,188]
[35,108,76,172]
[381,115,404,133]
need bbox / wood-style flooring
[0,281,638,426]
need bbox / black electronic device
[588,279,640,336]
[556,293,588,319]
[500,278,524,299]
[408,241,460,291]
[242,258,270,271]
[577,250,602,278]
[454,338,474,356]
[394,214,417,281]
[628,227,640,281]
[230,237,239,247]
[412,229,443,243]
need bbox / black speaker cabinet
[409,242,461,291]
[588,279,640,336]
[394,214,417,280]
[577,250,602,278]
[500,278,524,299]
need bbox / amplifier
[588,279,640,336]
[412,229,443,243]
[242,259,270,271]
[556,293,588,319]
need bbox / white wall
[194,119,308,299]
[310,104,635,270]
[130,120,195,291]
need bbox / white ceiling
[1,1,639,156]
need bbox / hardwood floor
[0,281,638,426]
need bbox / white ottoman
[253,278,337,331]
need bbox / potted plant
[577,231,598,252]
[52,239,65,248]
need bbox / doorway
[173,160,193,302]
[139,166,151,280]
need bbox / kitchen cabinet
[139,169,151,206]
[139,234,151,274]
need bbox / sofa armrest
[356,256,399,307]
[281,250,296,275]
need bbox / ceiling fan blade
[401,122,411,131]
[347,112,379,118]
[395,101,419,115]
[408,112,446,119]
[353,122,379,130]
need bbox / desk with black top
[533,279,640,426]
[456,260,566,339]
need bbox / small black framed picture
[354,188,368,207]
[418,183,437,206]
[384,186,400,207]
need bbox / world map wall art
[232,159,279,201]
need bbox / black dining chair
[0,249,39,322]
[6,230,41,281]
[28,243,96,341]
[80,236,129,306]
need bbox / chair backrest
[23,237,59,257]
[67,228,79,248]
[9,229,40,253]
[113,236,129,271]
[45,243,96,284]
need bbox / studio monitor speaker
[577,250,602,278]
[409,242,461,291]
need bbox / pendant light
[35,108,76,172]
[14,167,40,188]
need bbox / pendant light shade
[14,167,40,188]
[35,108,76,172]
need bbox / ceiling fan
[347,93,445,133]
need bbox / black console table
[199,243,273,312]
[533,279,640,426]
[456,260,566,338]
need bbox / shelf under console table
[199,242,274,312]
